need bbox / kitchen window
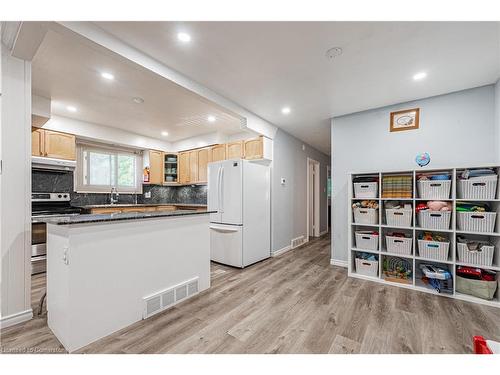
[75,143,142,193]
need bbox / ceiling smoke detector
[132,97,144,104]
[325,47,343,60]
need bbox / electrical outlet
[144,191,151,198]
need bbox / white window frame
[75,142,143,194]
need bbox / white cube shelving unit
[348,164,500,308]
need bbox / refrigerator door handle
[216,165,222,213]
[220,167,224,213]
[209,224,239,232]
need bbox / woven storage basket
[457,243,494,266]
[457,211,497,233]
[354,182,378,199]
[355,258,379,277]
[417,240,450,261]
[353,208,378,225]
[418,210,451,230]
[386,235,412,255]
[385,209,412,227]
[354,232,379,251]
[417,180,451,200]
[457,178,497,200]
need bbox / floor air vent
[143,277,199,319]
[291,236,306,249]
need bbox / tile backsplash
[32,170,207,206]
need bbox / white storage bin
[354,182,378,199]
[386,235,412,255]
[353,208,378,225]
[385,209,412,227]
[417,240,450,261]
[457,212,497,233]
[355,232,379,251]
[418,210,451,230]
[355,258,379,277]
[457,178,497,200]
[457,242,495,266]
[417,180,451,200]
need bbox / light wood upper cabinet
[244,136,264,160]
[244,136,272,161]
[31,128,45,157]
[197,148,211,183]
[44,130,76,160]
[211,144,226,162]
[178,152,190,184]
[31,128,76,160]
[226,140,244,159]
[148,150,164,185]
[188,150,198,183]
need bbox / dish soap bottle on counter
[143,167,150,183]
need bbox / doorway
[307,158,320,239]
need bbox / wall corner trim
[271,245,292,257]
[330,259,348,268]
[0,309,33,329]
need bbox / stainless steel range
[31,192,82,274]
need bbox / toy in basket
[457,236,494,266]
[354,252,379,278]
[353,176,379,199]
[352,200,379,225]
[354,230,379,251]
[382,256,412,284]
[458,169,498,200]
[416,173,452,200]
[385,232,412,255]
[417,232,450,261]
[456,202,497,233]
[456,266,498,300]
[384,201,412,227]
[419,264,453,294]
[416,201,452,230]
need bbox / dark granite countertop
[75,203,207,209]
[42,209,214,226]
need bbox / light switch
[144,191,151,198]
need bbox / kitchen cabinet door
[211,144,226,162]
[226,141,244,159]
[149,150,164,185]
[31,127,45,156]
[244,136,264,160]
[197,148,210,183]
[189,150,198,183]
[44,130,76,160]
[178,152,190,184]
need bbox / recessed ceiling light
[207,115,216,123]
[66,105,77,112]
[132,97,144,104]
[281,107,291,115]
[161,131,169,136]
[101,72,114,80]
[413,72,427,81]
[177,32,191,43]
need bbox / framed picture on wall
[390,108,420,132]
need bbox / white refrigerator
[208,159,270,268]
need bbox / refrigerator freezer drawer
[210,224,243,268]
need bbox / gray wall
[272,129,330,252]
[331,85,498,263]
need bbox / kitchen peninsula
[44,209,212,352]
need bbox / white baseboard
[0,309,33,329]
[271,245,292,257]
[330,259,348,268]
[319,230,328,236]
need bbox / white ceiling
[94,21,500,155]
[32,30,245,143]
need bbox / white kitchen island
[44,210,212,352]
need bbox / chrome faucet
[110,187,119,205]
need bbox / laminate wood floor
[2,234,500,354]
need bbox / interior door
[208,162,221,223]
[220,160,243,225]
